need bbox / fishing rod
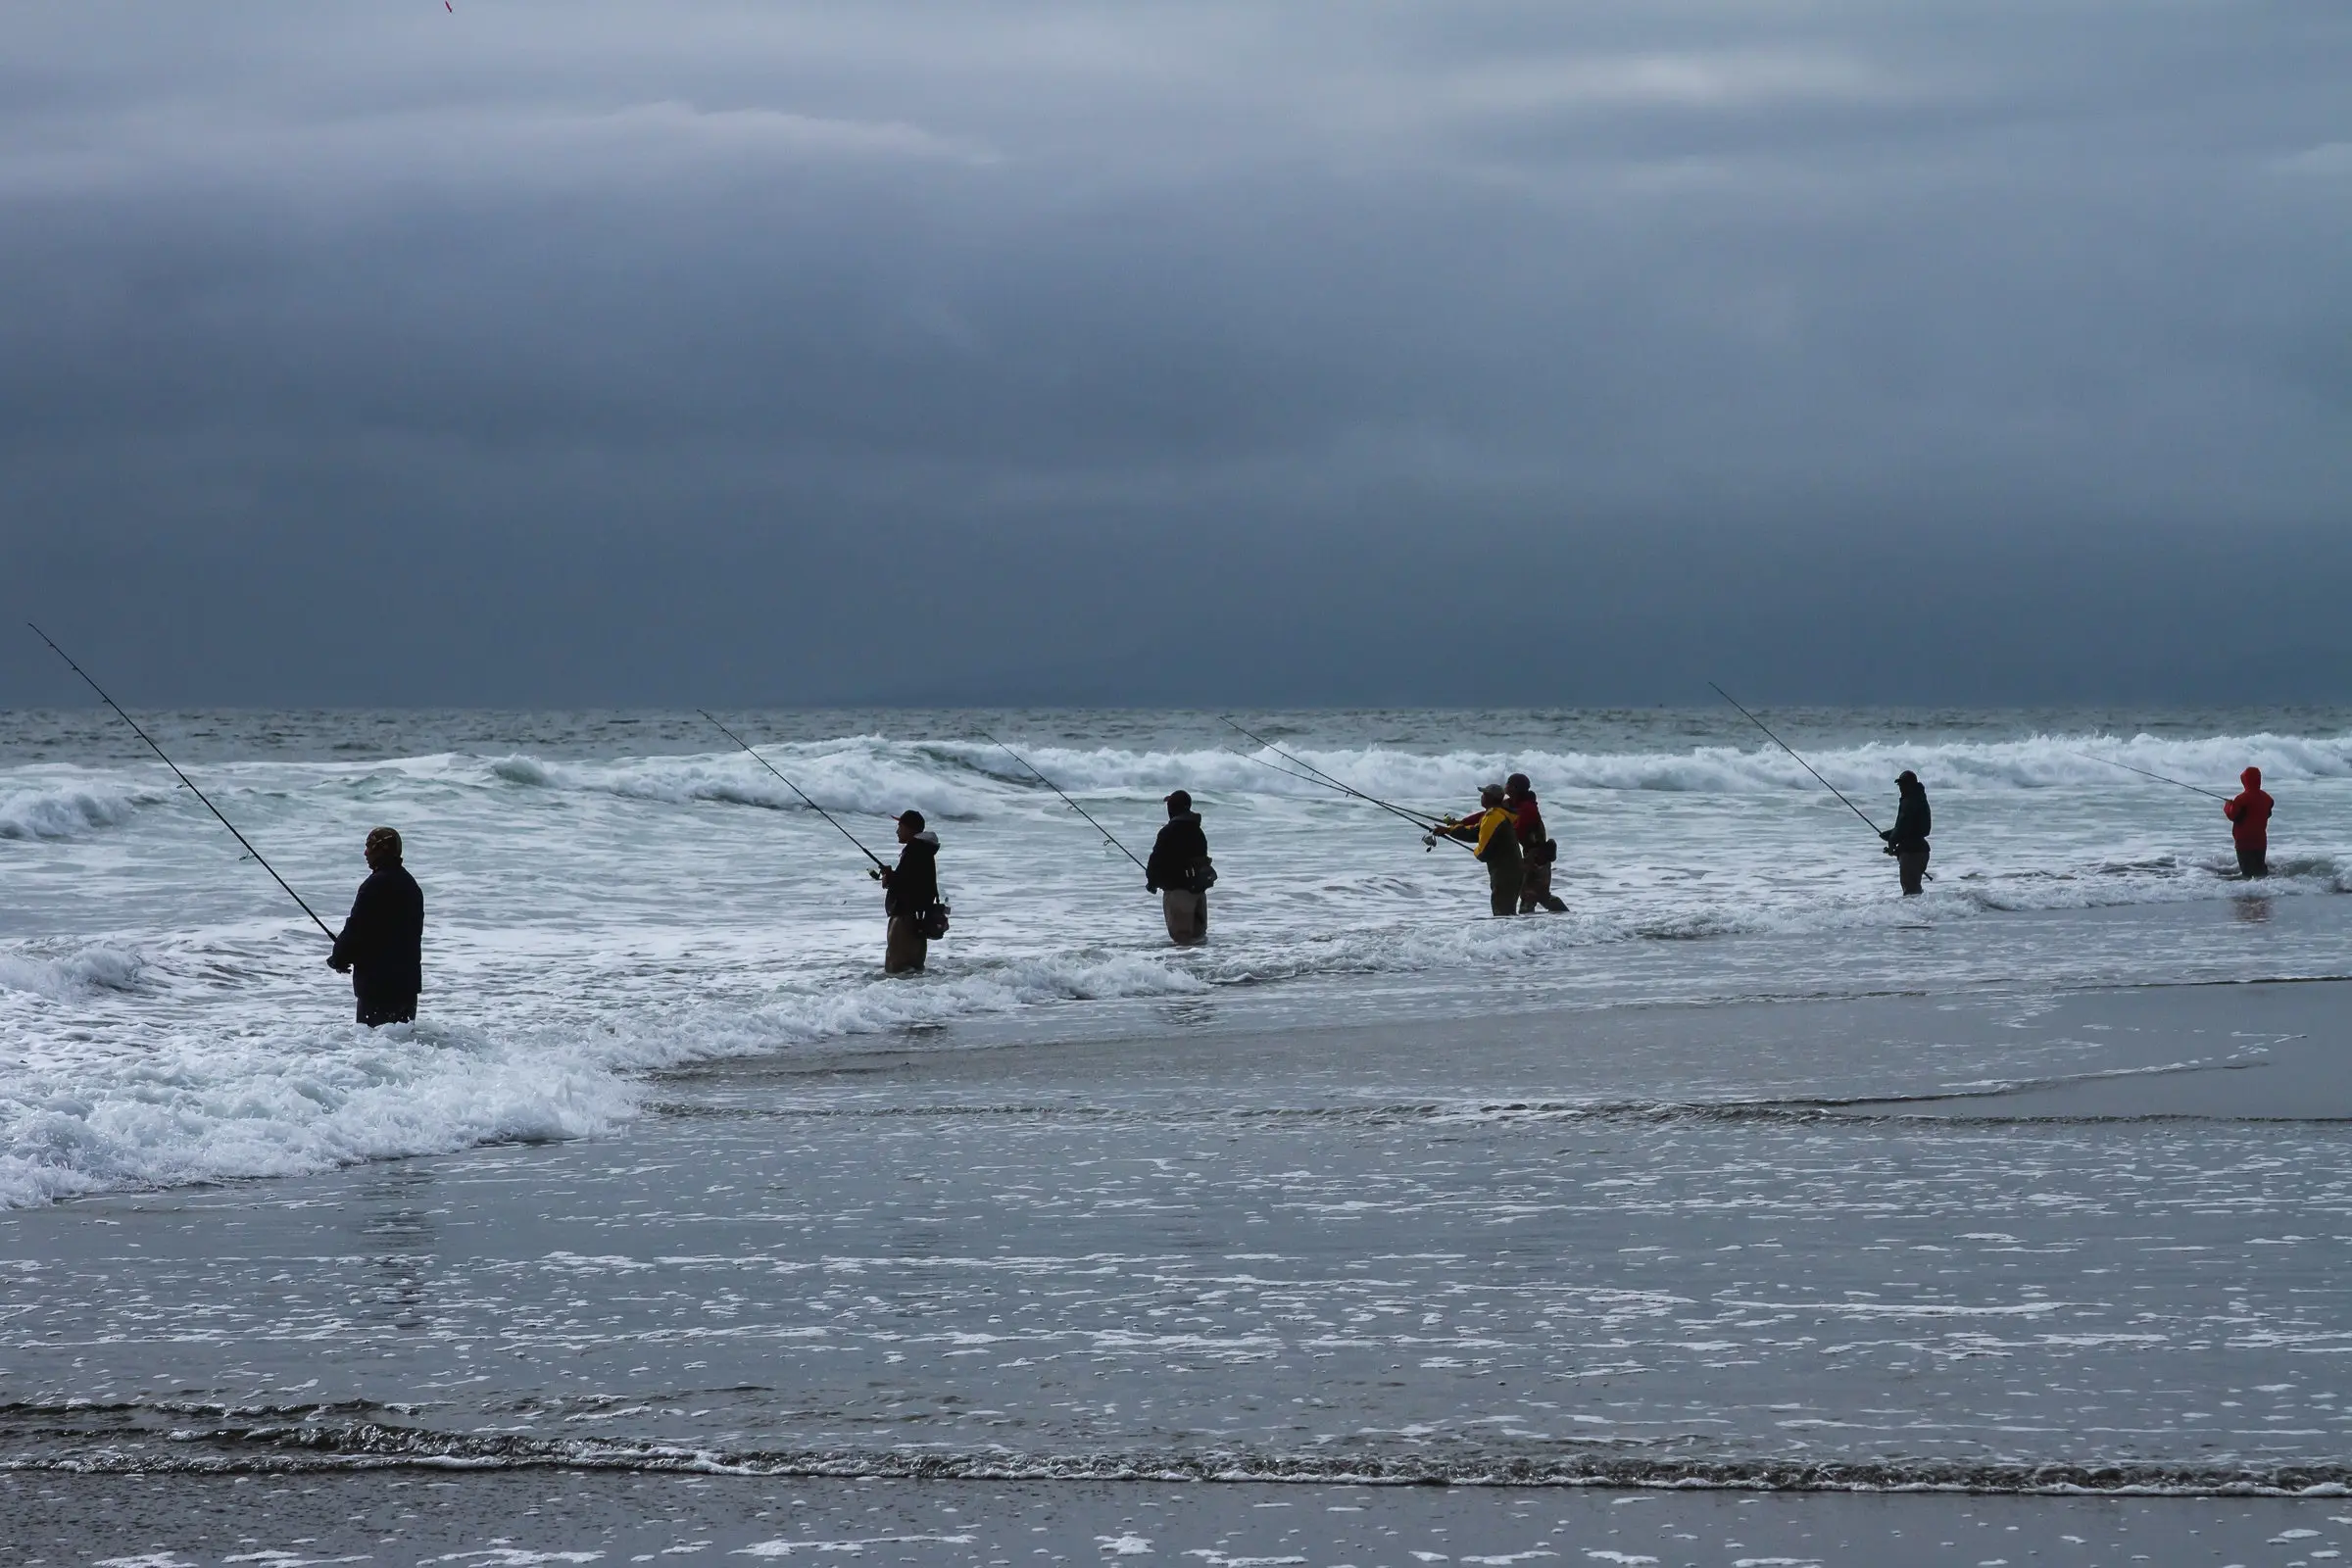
[1708,682,1884,837]
[1219,716,1450,831]
[2069,749,2230,802]
[1217,721,1472,853]
[28,622,336,940]
[700,710,890,875]
[977,730,1148,873]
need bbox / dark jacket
[1146,812,1215,894]
[883,832,940,917]
[1884,782,1932,852]
[331,863,424,1000]
[2224,767,2274,852]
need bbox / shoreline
[11,1470,2348,1566]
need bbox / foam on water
[5,708,2350,1208]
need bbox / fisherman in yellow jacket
[1437,784,1525,917]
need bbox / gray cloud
[1,1,2346,708]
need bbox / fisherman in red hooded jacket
[2223,766,2275,879]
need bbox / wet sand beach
[6,977,2350,1563]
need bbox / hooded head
[1896,770,1921,792]
[2243,766,2263,789]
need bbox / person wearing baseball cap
[1880,770,1932,895]
[326,825,425,1025]
[1145,789,1216,945]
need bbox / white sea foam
[0,1009,643,1211]
[0,938,1219,1209]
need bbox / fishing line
[700,710,890,874]
[1217,716,1463,849]
[29,622,336,939]
[1708,682,1885,837]
[2069,749,2230,802]
[977,730,1148,873]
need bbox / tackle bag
[919,903,952,941]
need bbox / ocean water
[6,706,2352,1507]
[2,705,2347,1213]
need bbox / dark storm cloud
[0,2,2347,706]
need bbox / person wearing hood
[2224,766,2275,879]
[1881,770,1932,896]
[326,826,424,1025]
[1439,784,1525,916]
[879,809,943,974]
[1145,789,1216,946]
[1504,772,1568,914]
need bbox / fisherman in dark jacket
[326,826,424,1025]
[1881,770,1932,896]
[1145,790,1215,946]
[879,809,942,974]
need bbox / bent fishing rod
[700,710,890,876]
[2070,749,2230,802]
[977,730,1148,874]
[1218,718,1472,853]
[28,622,336,940]
[1708,682,1884,837]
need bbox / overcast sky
[2,1,2346,709]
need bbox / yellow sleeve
[1475,808,1505,856]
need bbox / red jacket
[2224,766,2274,852]
[1508,794,1546,846]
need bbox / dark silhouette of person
[879,810,941,974]
[2224,766,2274,879]
[327,826,423,1025]
[1881,771,1932,896]
[1145,790,1215,946]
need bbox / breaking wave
[0,781,159,841]
[473,728,2352,819]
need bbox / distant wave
[473,730,2352,819]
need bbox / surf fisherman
[1439,784,1525,916]
[1881,770,1932,896]
[327,826,424,1026]
[1145,789,1215,946]
[1505,773,1567,914]
[2225,766,2274,879]
[879,809,943,974]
